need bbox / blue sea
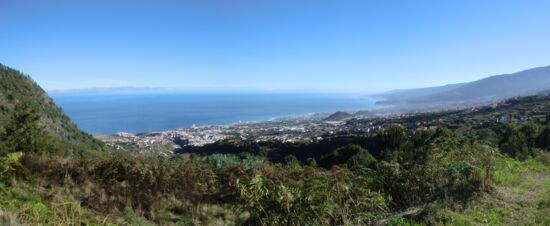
[51,93,375,134]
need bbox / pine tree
[2,101,43,154]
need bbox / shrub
[283,155,301,169]
[305,158,317,167]
[205,153,264,169]
[319,144,375,168]
[0,152,23,182]
[236,167,389,225]
[0,152,24,193]
[436,161,483,204]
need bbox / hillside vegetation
[0,65,549,225]
[0,64,102,154]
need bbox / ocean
[51,93,375,134]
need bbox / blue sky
[1,0,550,93]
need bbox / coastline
[93,95,533,155]
[54,93,377,135]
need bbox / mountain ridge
[375,65,550,108]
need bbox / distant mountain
[0,64,102,151]
[376,65,550,108]
[47,86,175,95]
[376,83,466,102]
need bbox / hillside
[377,65,550,108]
[0,64,102,152]
[324,111,353,121]
[374,83,465,103]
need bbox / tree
[499,124,529,159]
[347,147,377,169]
[2,101,44,154]
[520,121,540,150]
[319,144,376,169]
[476,128,499,147]
[432,127,462,151]
[378,125,406,151]
[537,126,550,150]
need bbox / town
[97,95,550,155]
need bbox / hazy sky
[1,0,550,93]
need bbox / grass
[1,144,548,225]
[0,181,145,225]
[493,157,549,185]
[441,157,550,226]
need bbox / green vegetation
[204,153,265,169]
[0,64,102,154]
[2,115,549,225]
[439,158,550,225]
[0,64,549,225]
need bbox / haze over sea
[51,93,375,135]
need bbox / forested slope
[0,64,102,153]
